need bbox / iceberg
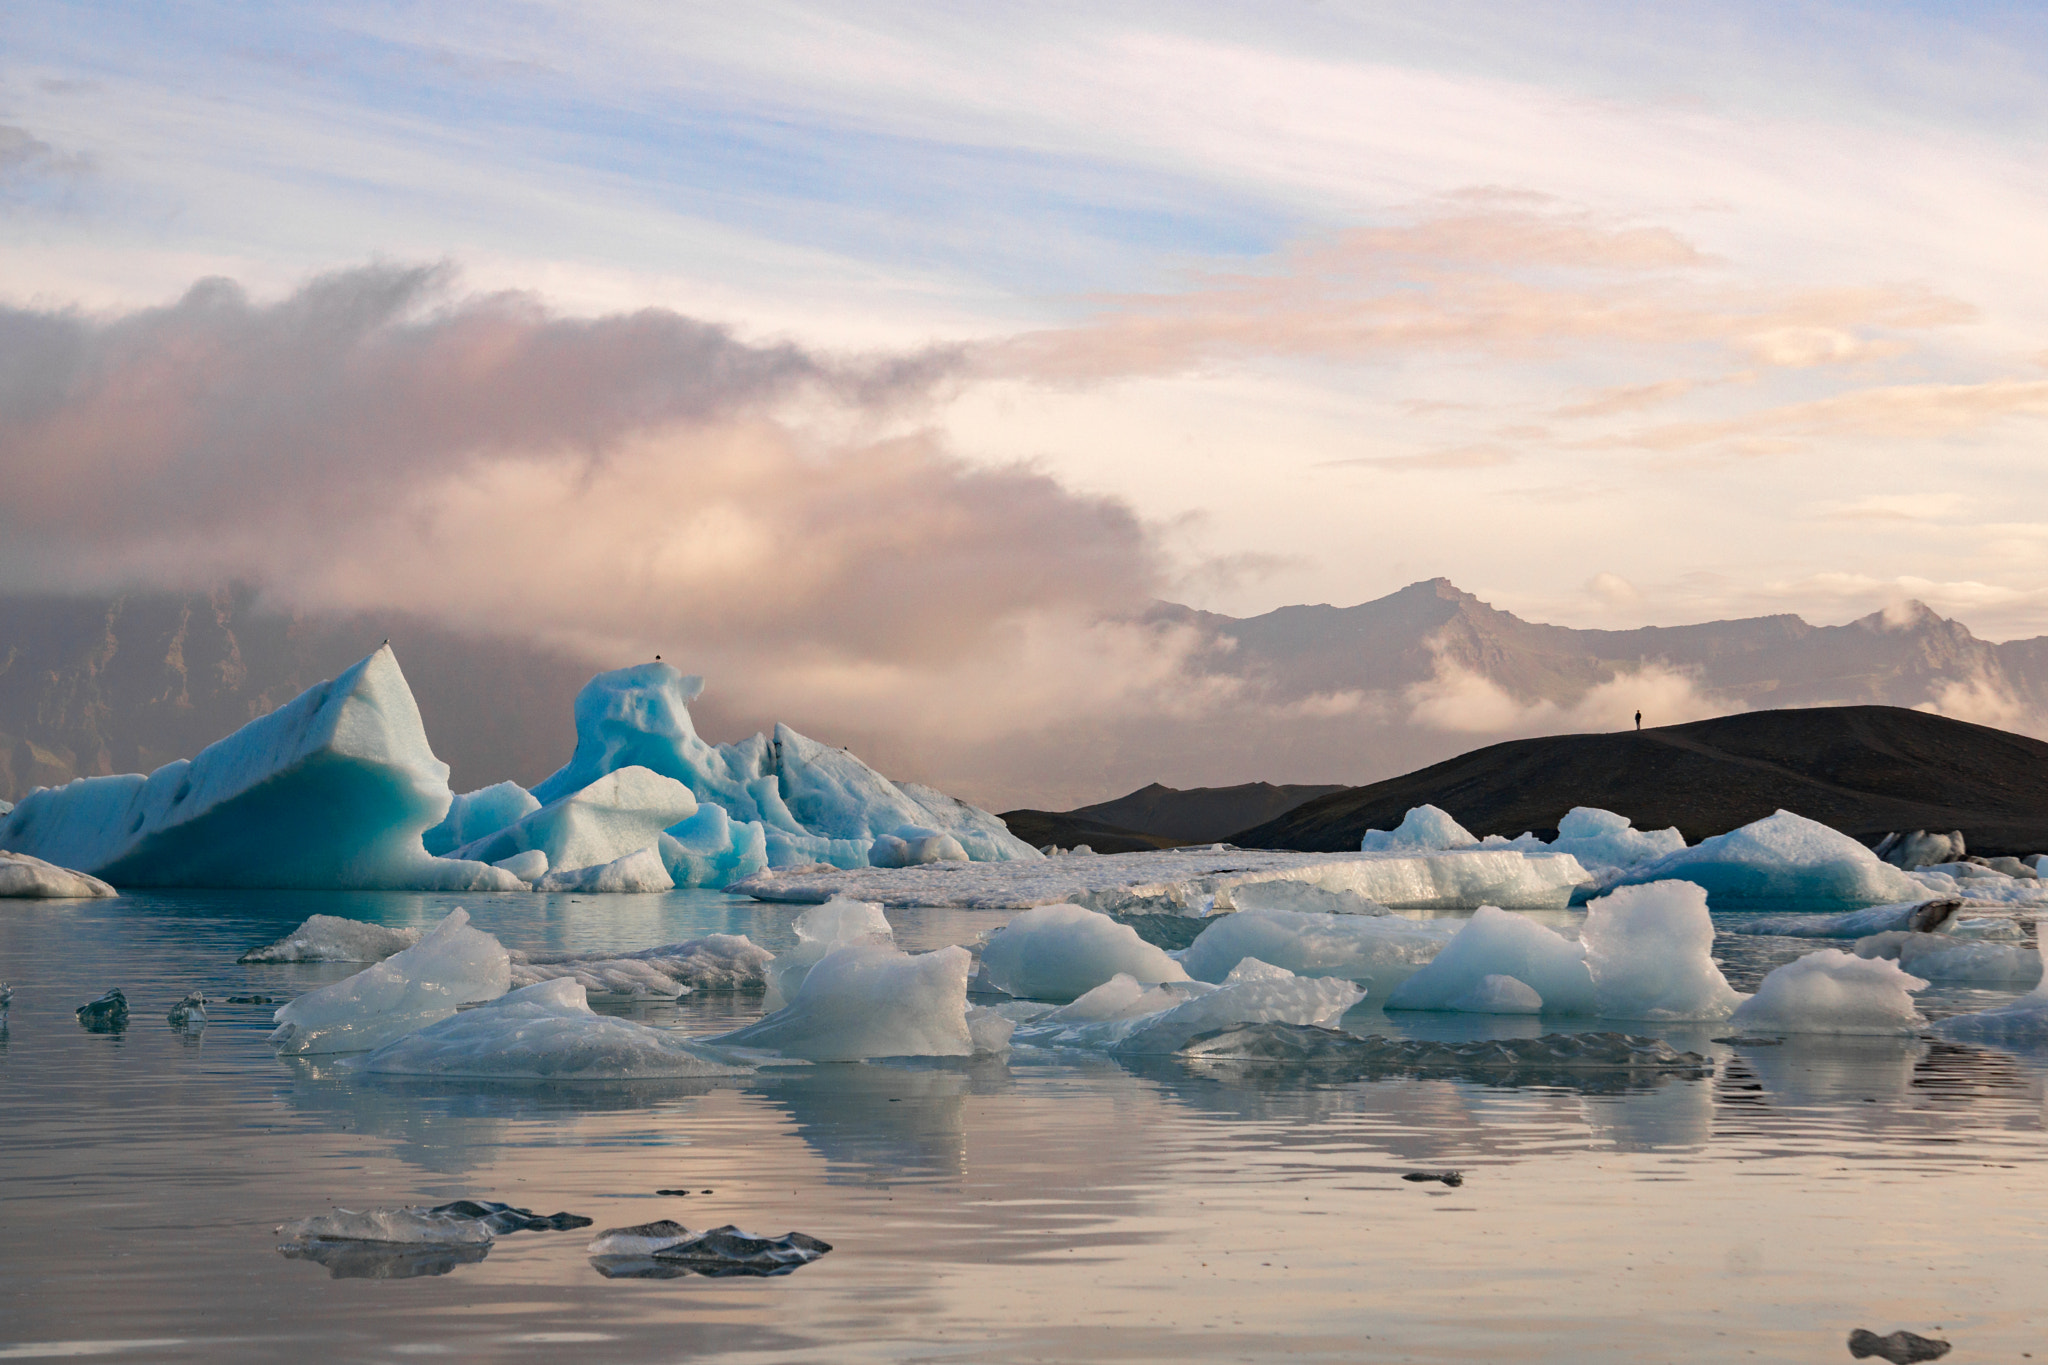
[507,956,689,999]
[976,903,1189,1002]
[422,782,540,857]
[493,850,549,883]
[658,805,769,888]
[1607,810,1927,908]
[0,646,518,890]
[706,941,976,1061]
[239,915,423,964]
[763,898,897,1009]
[450,766,695,878]
[534,846,675,894]
[1727,949,1926,1035]
[269,908,510,1055]
[0,850,118,898]
[1383,907,1597,1014]
[1579,882,1743,1022]
[510,934,772,995]
[1178,907,1457,997]
[1484,807,1687,878]
[1358,804,1476,852]
[1447,974,1544,1013]
[1724,899,1961,939]
[1872,829,1965,869]
[1012,958,1363,1054]
[868,825,970,868]
[361,978,741,1079]
[1856,933,2044,985]
[1929,945,2048,1044]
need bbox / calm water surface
[3,890,2045,1363]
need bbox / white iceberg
[1358,804,1476,852]
[1012,958,1364,1054]
[1383,907,1597,1014]
[658,804,769,888]
[1579,881,1743,1022]
[1930,945,2048,1044]
[1727,949,1926,1035]
[269,908,511,1055]
[976,903,1189,1002]
[451,766,697,880]
[1484,807,1687,879]
[534,845,674,894]
[509,934,772,995]
[868,825,970,868]
[422,782,540,857]
[1606,810,1927,908]
[763,898,896,1009]
[0,850,118,899]
[362,978,741,1079]
[493,850,550,884]
[0,646,514,890]
[706,941,976,1061]
[240,915,423,964]
[1178,907,1457,998]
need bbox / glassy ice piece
[707,942,975,1061]
[269,907,510,1055]
[1384,907,1596,1014]
[239,915,422,964]
[362,978,741,1079]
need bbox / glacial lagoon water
[4,889,2047,1363]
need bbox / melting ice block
[1178,907,1457,997]
[1384,907,1596,1014]
[1857,933,2044,985]
[362,978,741,1079]
[534,846,675,894]
[0,646,514,890]
[706,941,976,1061]
[1012,958,1364,1054]
[763,898,896,1009]
[1727,949,1926,1035]
[1930,945,2048,1044]
[977,903,1189,1002]
[1608,810,1926,908]
[0,850,117,898]
[278,1207,495,1248]
[1484,807,1687,879]
[422,782,540,857]
[239,915,422,964]
[269,907,511,1055]
[869,825,970,868]
[451,766,696,878]
[659,805,768,888]
[586,1221,832,1276]
[1579,881,1742,1022]
[1359,805,1476,852]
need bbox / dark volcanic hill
[1232,706,2048,856]
[999,780,1346,853]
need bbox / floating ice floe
[362,979,742,1079]
[1482,807,1688,881]
[1727,949,1927,1035]
[707,938,977,1061]
[1854,932,2043,985]
[977,903,1189,1002]
[1723,899,1961,939]
[1359,804,1476,852]
[586,1221,832,1277]
[167,992,207,1031]
[1926,940,2048,1045]
[239,915,424,963]
[728,846,1588,913]
[279,1206,496,1248]
[1177,907,1458,997]
[763,898,896,1009]
[269,908,510,1055]
[422,782,541,857]
[1011,959,1364,1054]
[1606,810,1930,908]
[534,845,675,894]
[1872,828,1966,869]
[451,766,695,880]
[1177,1023,1714,1081]
[1384,907,1595,1014]
[0,850,118,898]
[509,934,772,996]
[1903,862,2048,906]
[0,647,522,891]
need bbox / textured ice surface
[707,941,975,1061]
[0,647,515,890]
[1580,882,1743,1022]
[422,782,540,857]
[1013,959,1364,1054]
[0,850,118,898]
[1726,899,1962,939]
[508,957,687,999]
[269,908,511,1055]
[509,935,772,995]
[1874,829,1965,869]
[1486,807,1688,879]
[586,1222,832,1277]
[1178,1023,1713,1081]
[730,847,1586,912]
[1903,866,2048,907]
[1178,907,1457,997]
[278,1207,495,1247]
[1220,879,1392,916]
[534,845,675,894]
[493,849,549,883]
[1930,946,2048,1044]
[658,804,769,888]
[1384,907,1596,1014]
[763,898,896,1009]
[977,903,1189,1002]
[451,766,696,878]
[1609,810,1927,908]
[362,978,741,1079]
[1358,804,1476,852]
[239,915,423,964]
[1728,949,1927,1035]
[869,825,971,868]
[1863,934,2044,985]
[1446,974,1544,1013]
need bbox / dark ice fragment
[588,1222,832,1279]
[282,1239,490,1280]
[167,992,206,1030]
[427,1199,592,1234]
[1402,1171,1464,1186]
[223,995,281,1004]
[75,989,128,1032]
[1848,1329,1951,1363]
[655,1188,691,1195]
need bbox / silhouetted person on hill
[1634,709,1642,732]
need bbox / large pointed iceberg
[0,647,517,891]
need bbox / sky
[4,3,2048,801]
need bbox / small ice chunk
[1383,907,1596,1014]
[587,1220,694,1257]
[763,897,895,1009]
[1014,960,1362,1054]
[493,850,549,883]
[1446,974,1544,1014]
[1580,881,1743,1022]
[977,903,1189,1003]
[586,1222,832,1276]
[508,935,772,998]
[0,850,117,899]
[238,915,423,964]
[423,1200,592,1234]
[1727,949,1927,1036]
[278,1207,495,1247]
[534,845,675,894]
[75,988,128,1032]
[966,1004,1016,1054]
[1725,899,1961,939]
[1929,944,2048,1045]
[362,978,741,1079]
[269,907,511,1055]
[1546,807,1686,870]
[1609,810,1927,907]
[868,825,971,868]
[1178,1024,1713,1081]
[1179,907,1457,996]
[1359,805,1476,852]
[707,942,976,1061]
[167,991,207,1031]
